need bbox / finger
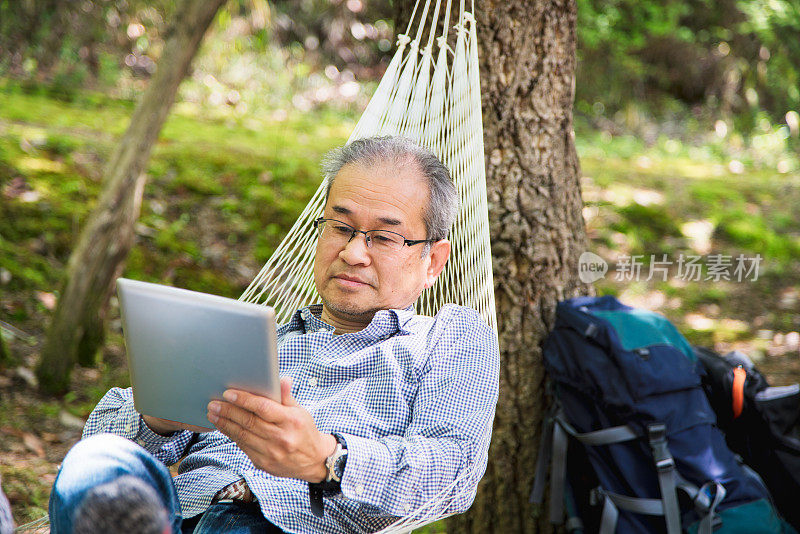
[207,399,280,437]
[210,416,276,472]
[280,376,298,407]
[210,409,253,445]
[223,389,286,424]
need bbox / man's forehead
[325,162,428,228]
[329,161,426,196]
[330,205,402,226]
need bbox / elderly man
[49,136,499,533]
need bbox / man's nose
[339,232,371,265]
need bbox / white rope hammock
[240,0,496,336]
[239,2,496,531]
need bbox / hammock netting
[239,0,496,337]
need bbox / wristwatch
[309,434,348,517]
[325,437,348,483]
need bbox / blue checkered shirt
[83,303,499,533]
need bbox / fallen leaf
[40,432,60,443]
[14,366,38,388]
[1,425,22,438]
[22,432,45,457]
[59,410,86,430]
[36,291,57,310]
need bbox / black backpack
[695,346,800,530]
[532,296,794,533]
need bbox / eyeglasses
[313,218,436,253]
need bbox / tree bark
[36,0,228,394]
[396,0,589,529]
[452,1,590,531]
[395,0,590,529]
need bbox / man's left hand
[207,377,337,483]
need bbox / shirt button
[136,439,146,447]
[126,422,135,433]
[355,484,365,496]
[307,377,318,387]
[403,503,411,513]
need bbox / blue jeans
[49,434,283,534]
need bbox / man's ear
[423,239,451,289]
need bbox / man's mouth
[333,274,371,287]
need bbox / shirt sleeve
[82,386,195,466]
[336,307,500,517]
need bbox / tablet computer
[116,278,280,430]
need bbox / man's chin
[320,297,378,322]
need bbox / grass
[1,79,800,528]
[578,125,800,362]
[0,79,356,300]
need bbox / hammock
[240,0,496,335]
[241,1,495,531]
[16,0,493,532]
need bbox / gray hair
[321,136,459,243]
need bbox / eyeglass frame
[312,217,438,250]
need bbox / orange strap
[732,366,746,419]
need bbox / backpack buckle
[656,457,676,473]
[647,424,675,473]
[647,423,667,443]
[589,487,605,507]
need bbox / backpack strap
[693,482,726,534]
[531,409,638,524]
[532,414,724,533]
[530,409,555,506]
[648,423,682,534]
[591,487,670,534]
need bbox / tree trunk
[400,0,591,530]
[36,0,228,394]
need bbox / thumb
[280,376,297,406]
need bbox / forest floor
[1,81,799,529]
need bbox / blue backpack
[531,295,794,534]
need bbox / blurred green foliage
[576,0,800,136]
[0,80,355,304]
[2,0,799,141]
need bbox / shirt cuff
[336,433,394,510]
[106,397,187,450]
[136,418,189,450]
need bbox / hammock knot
[436,36,448,48]
[462,12,476,24]
[396,33,411,47]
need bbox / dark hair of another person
[72,475,169,534]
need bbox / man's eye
[332,224,352,234]
[372,233,399,244]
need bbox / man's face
[313,160,450,326]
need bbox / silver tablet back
[116,278,280,429]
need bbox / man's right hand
[142,415,213,436]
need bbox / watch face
[333,451,347,479]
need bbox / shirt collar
[281,304,416,338]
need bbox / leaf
[35,291,56,310]
[21,432,45,458]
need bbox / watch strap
[309,483,324,517]
[309,434,347,517]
